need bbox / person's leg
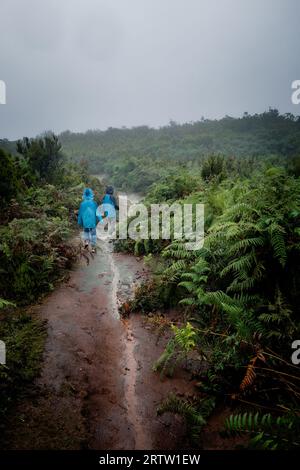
[83,228,90,248]
[91,228,97,251]
[107,217,116,238]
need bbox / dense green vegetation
[0,134,103,418]
[59,109,300,192]
[123,163,300,448]
[0,134,103,304]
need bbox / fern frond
[228,236,264,255]
[220,252,256,277]
[224,412,300,449]
[268,224,287,267]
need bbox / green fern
[0,298,15,309]
[224,412,300,450]
[153,322,197,377]
[268,223,287,267]
[258,288,295,340]
[162,259,188,283]
[157,393,215,444]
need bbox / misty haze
[1,0,300,139]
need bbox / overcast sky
[0,0,300,139]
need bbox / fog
[0,0,299,139]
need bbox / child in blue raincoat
[101,186,119,217]
[78,188,102,251]
[96,186,119,240]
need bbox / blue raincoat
[78,188,101,228]
[98,187,119,219]
[100,194,117,218]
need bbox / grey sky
[0,0,300,139]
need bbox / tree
[0,148,20,207]
[201,155,226,181]
[17,132,64,182]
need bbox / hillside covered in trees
[59,109,300,191]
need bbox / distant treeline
[57,108,300,191]
[2,109,300,192]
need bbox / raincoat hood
[106,186,114,195]
[83,187,94,200]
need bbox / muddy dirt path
[3,200,194,450]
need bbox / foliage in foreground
[153,322,197,377]
[223,412,300,450]
[0,307,46,421]
[124,163,300,448]
[157,394,216,445]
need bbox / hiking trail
[2,191,193,450]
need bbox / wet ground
[2,238,195,450]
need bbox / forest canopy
[56,109,300,191]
